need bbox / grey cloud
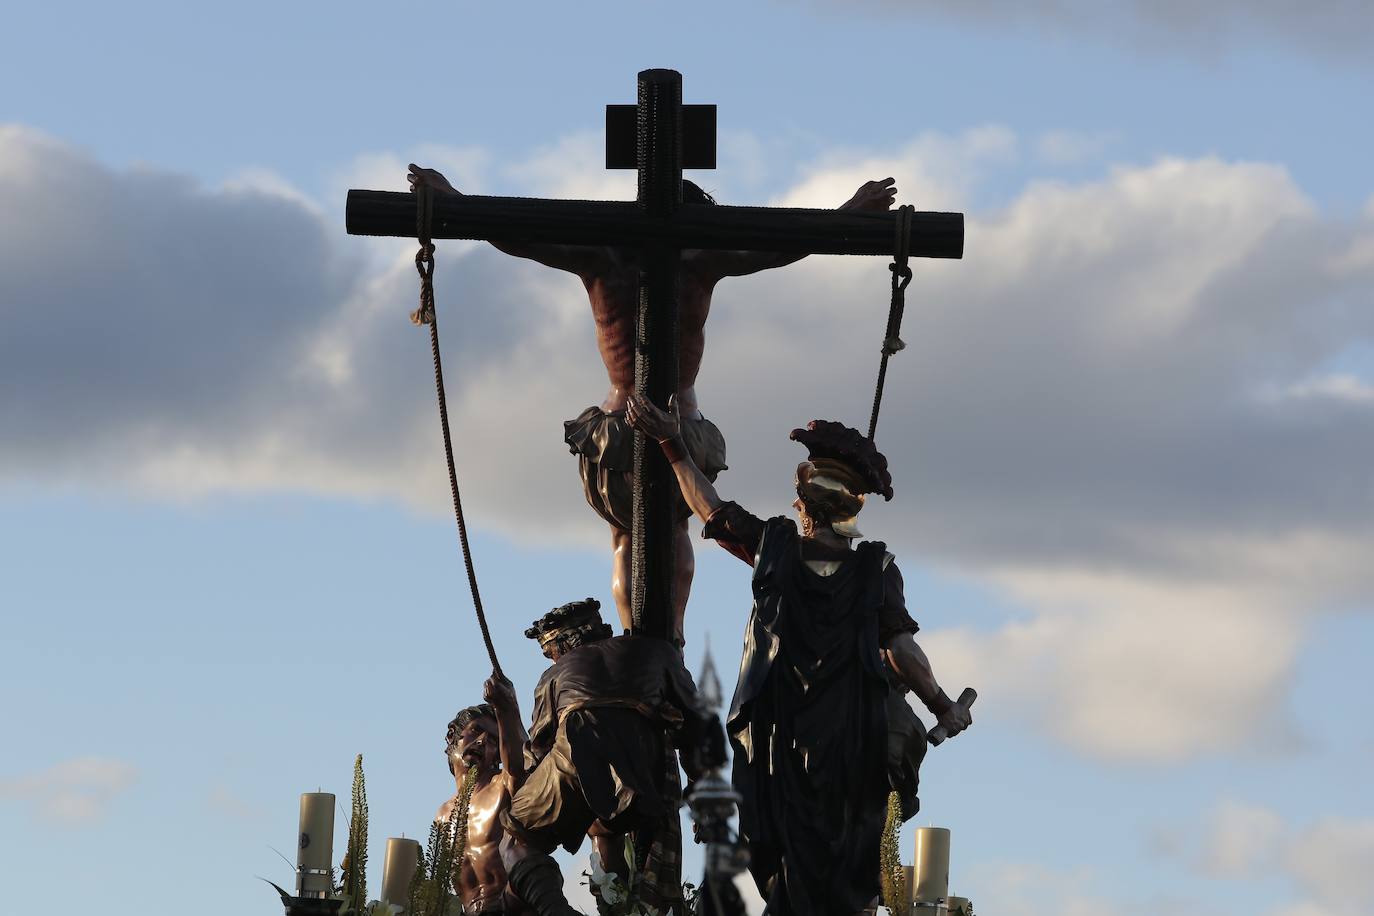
[0,127,554,501]
[831,1,1374,59]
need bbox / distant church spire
[698,632,723,713]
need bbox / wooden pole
[630,68,683,640]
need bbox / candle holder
[265,879,345,916]
[296,865,334,899]
[282,897,344,916]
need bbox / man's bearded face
[449,717,500,774]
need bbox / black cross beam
[345,69,964,642]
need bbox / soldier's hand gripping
[625,394,681,444]
[936,698,973,740]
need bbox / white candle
[382,837,422,906]
[912,826,950,904]
[297,792,336,897]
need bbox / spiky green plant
[449,765,478,871]
[407,804,465,916]
[405,840,429,916]
[338,754,369,913]
[879,790,905,913]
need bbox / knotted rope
[867,203,915,441]
[410,185,504,679]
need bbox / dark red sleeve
[879,559,920,645]
[701,501,766,566]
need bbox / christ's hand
[840,177,897,211]
[408,164,460,196]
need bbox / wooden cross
[345,69,964,642]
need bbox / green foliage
[449,765,478,871]
[406,802,465,916]
[879,790,906,913]
[338,754,369,913]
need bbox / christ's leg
[610,526,633,633]
[671,519,693,648]
[612,520,691,646]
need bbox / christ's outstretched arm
[692,177,899,278]
[408,164,612,276]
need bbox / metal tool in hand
[928,687,977,746]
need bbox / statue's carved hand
[625,394,681,443]
[483,675,517,712]
[407,163,460,196]
[840,177,897,212]
[936,701,972,739]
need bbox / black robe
[705,505,916,916]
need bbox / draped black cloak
[705,504,918,916]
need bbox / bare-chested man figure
[408,164,897,645]
[437,693,533,915]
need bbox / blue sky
[3,3,1373,915]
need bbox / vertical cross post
[630,69,682,640]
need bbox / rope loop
[889,261,913,291]
[867,204,918,441]
[411,185,437,326]
[410,243,436,326]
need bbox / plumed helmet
[789,420,894,501]
[524,597,613,650]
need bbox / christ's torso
[582,248,719,418]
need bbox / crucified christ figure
[408,165,897,646]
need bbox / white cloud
[775,125,1017,212]
[1284,817,1374,914]
[923,572,1302,761]
[1327,234,1374,275]
[1269,904,1344,916]
[0,756,138,824]
[207,785,268,821]
[3,125,1373,764]
[965,861,1126,916]
[1164,802,1374,916]
[1279,374,1374,405]
[1198,800,1285,878]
